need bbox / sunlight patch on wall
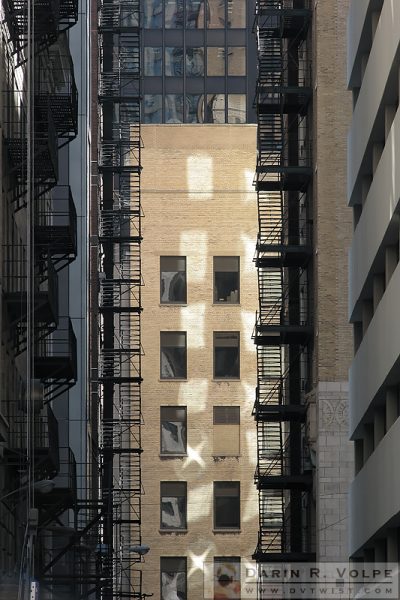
[245,430,258,467]
[188,549,211,577]
[180,231,208,281]
[243,168,256,202]
[241,310,257,353]
[187,482,213,522]
[178,379,208,412]
[181,303,205,348]
[182,442,206,470]
[186,154,213,200]
[241,233,257,275]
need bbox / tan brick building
[141,125,259,598]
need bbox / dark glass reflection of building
[143,0,256,123]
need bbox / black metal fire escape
[0,0,91,597]
[98,0,143,598]
[252,0,315,576]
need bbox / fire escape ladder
[98,0,143,597]
[253,0,315,572]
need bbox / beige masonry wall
[141,125,259,598]
[311,0,353,562]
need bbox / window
[165,94,184,123]
[144,47,163,76]
[186,0,204,28]
[207,0,225,28]
[161,482,187,529]
[165,0,184,27]
[228,47,246,76]
[186,95,204,123]
[213,407,240,456]
[165,47,184,76]
[213,257,240,303]
[160,406,187,454]
[228,95,246,123]
[213,332,240,379]
[205,94,225,123]
[207,47,225,76]
[144,95,162,123]
[227,0,245,27]
[214,482,240,529]
[214,557,241,599]
[186,47,204,76]
[144,0,162,27]
[160,332,187,379]
[161,557,187,600]
[160,256,187,303]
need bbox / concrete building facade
[348,0,400,562]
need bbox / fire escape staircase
[253,0,315,569]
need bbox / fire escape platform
[257,86,312,115]
[254,404,307,422]
[254,325,313,345]
[255,245,312,267]
[256,473,313,490]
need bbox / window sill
[159,529,188,534]
[212,302,241,306]
[159,303,188,307]
[212,454,241,458]
[159,453,188,458]
[159,378,188,382]
[213,378,241,382]
[213,529,241,534]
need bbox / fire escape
[98,0,143,598]
[0,0,96,597]
[252,0,315,575]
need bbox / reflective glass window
[207,47,225,76]
[144,47,163,76]
[186,95,204,123]
[160,482,187,529]
[144,95,162,123]
[160,406,187,455]
[214,558,241,598]
[228,46,246,76]
[228,94,246,123]
[144,0,163,28]
[207,0,225,28]
[165,47,184,76]
[186,0,204,28]
[160,332,187,378]
[213,257,240,303]
[186,47,204,76]
[213,331,240,378]
[165,94,184,122]
[160,256,186,303]
[214,482,240,529]
[165,0,184,27]
[161,558,187,600]
[205,94,225,123]
[227,0,245,27]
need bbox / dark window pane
[161,482,187,529]
[205,94,225,123]
[165,94,184,123]
[161,558,187,600]
[186,0,204,28]
[186,47,204,76]
[214,482,240,529]
[165,0,184,27]
[214,406,240,424]
[144,95,162,123]
[165,47,184,76]
[161,256,186,303]
[207,47,225,76]
[161,406,187,454]
[228,94,246,123]
[186,95,204,123]
[144,0,163,28]
[207,0,225,28]
[214,332,240,378]
[161,332,187,379]
[214,257,240,303]
[144,47,163,76]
